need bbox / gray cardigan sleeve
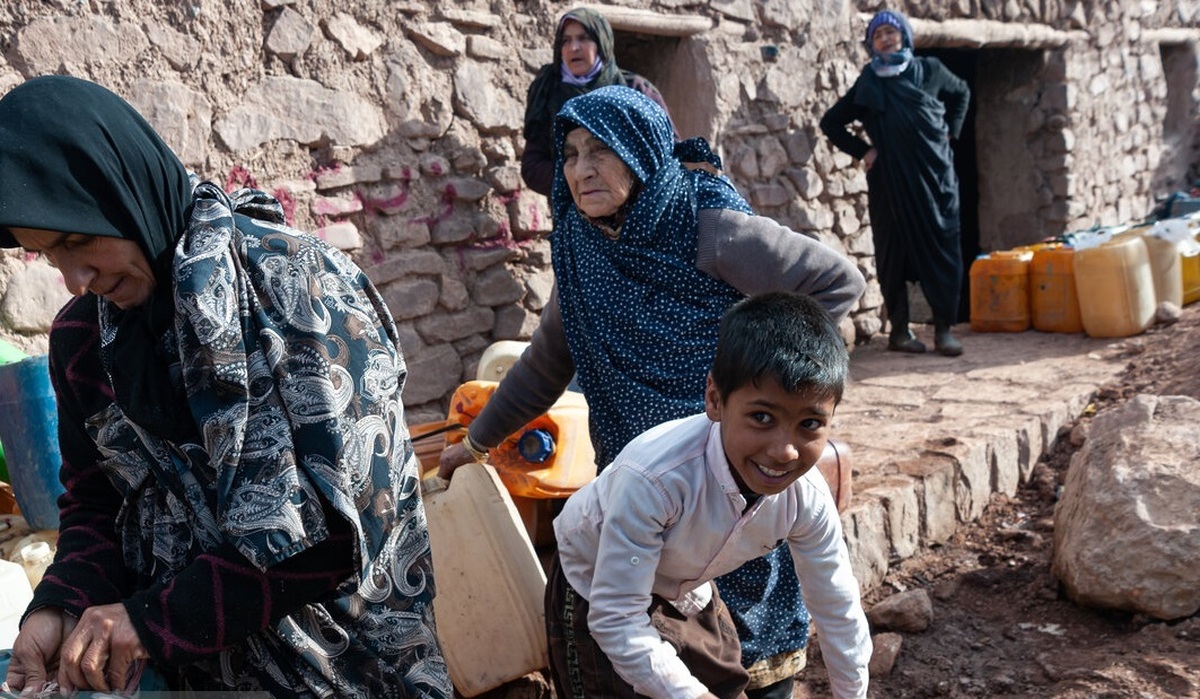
[695,208,866,323]
[467,209,865,447]
[465,286,576,449]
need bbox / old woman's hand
[437,441,476,481]
[5,607,76,694]
[58,602,148,693]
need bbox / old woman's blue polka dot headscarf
[549,85,751,465]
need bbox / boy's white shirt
[554,413,872,699]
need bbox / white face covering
[871,48,913,78]
[561,56,604,86]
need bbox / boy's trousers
[545,552,750,698]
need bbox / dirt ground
[795,307,1200,699]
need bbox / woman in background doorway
[820,9,970,357]
[521,6,677,196]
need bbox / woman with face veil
[0,76,451,698]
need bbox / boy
[545,292,871,699]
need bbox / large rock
[1052,394,1200,620]
[13,17,147,74]
[126,80,213,168]
[0,264,71,333]
[214,76,385,153]
[452,61,523,135]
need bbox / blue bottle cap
[517,428,555,464]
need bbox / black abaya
[820,57,970,326]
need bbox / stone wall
[0,0,1196,419]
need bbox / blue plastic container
[0,339,28,483]
[0,354,64,530]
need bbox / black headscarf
[523,7,630,144]
[0,76,194,437]
[0,75,192,263]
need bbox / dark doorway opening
[612,30,718,141]
[612,31,679,88]
[1156,42,1199,193]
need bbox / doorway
[613,30,719,141]
[914,47,1061,322]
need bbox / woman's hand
[862,147,878,172]
[437,441,476,480]
[57,602,148,693]
[6,607,77,694]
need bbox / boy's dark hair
[710,292,849,403]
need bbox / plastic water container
[475,341,529,382]
[1184,219,1200,305]
[1030,245,1083,334]
[0,354,65,530]
[1073,234,1156,338]
[1183,248,1200,305]
[1119,226,1182,308]
[446,380,596,499]
[420,464,548,696]
[969,250,1033,332]
[0,558,34,648]
[0,339,28,482]
[19,540,53,589]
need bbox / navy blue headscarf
[550,85,751,465]
[865,10,915,77]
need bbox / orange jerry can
[1030,245,1084,334]
[969,250,1033,333]
[446,380,596,499]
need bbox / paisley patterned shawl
[99,182,413,575]
[96,183,447,694]
[549,85,751,464]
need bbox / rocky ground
[796,307,1200,699]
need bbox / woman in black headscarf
[0,76,451,698]
[521,6,677,196]
[820,10,970,357]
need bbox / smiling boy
[545,291,871,699]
